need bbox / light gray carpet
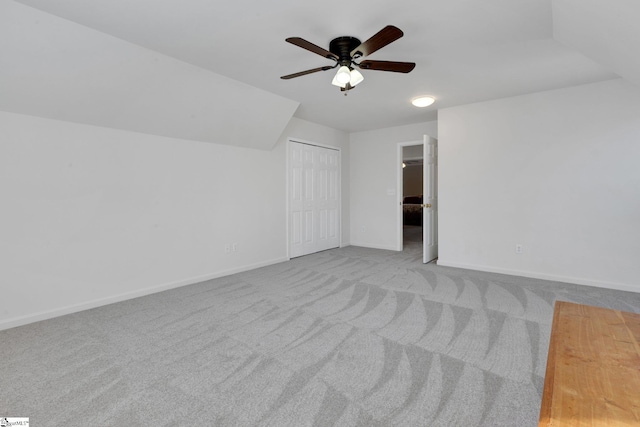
[2,243,640,426]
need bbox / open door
[423,135,438,263]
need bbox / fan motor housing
[329,36,361,65]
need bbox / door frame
[286,138,342,260]
[396,139,424,252]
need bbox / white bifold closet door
[289,141,340,258]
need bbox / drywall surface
[0,1,298,150]
[438,78,640,292]
[349,121,438,250]
[0,112,345,329]
[553,0,640,88]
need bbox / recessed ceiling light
[411,96,435,107]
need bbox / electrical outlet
[515,244,523,254]
[232,243,238,252]
[224,244,231,253]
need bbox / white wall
[438,78,640,292]
[350,121,438,250]
[0,112,347,330]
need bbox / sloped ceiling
[2,0,636,145]
[0,1,299,150]
[553,0,640,88]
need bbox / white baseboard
[0,257,288,331]
[436,260,640,294]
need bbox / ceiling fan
[281,25,415,93]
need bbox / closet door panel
[289,142,340,257]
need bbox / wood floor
[539,301,640,426]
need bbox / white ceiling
[553,0,640,89]
[7,0,638,133]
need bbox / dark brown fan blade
[350,25,404,58]
[280,65,335,80]
[358,60,416,73]
[286,37,339,60]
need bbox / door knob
[423,203,432,208]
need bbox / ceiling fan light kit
[281,25,416,93]
[331,67,364,89]
[335,66,352,84]
[348,68,364,86]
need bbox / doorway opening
[401,145,424,253]
[397,136,438,263]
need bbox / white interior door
[289,141,340,258]
[423,135,438,263]
[290,142,314,258]
[315,147,340,252]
